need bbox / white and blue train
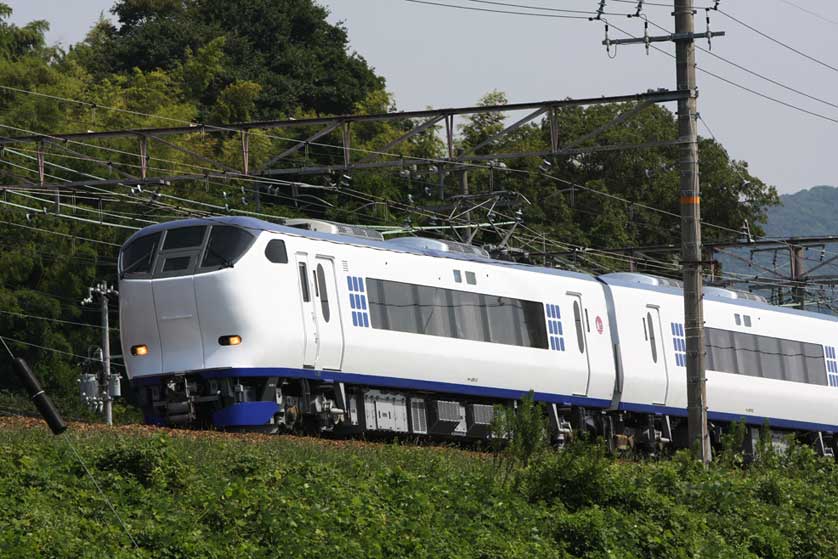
[118,216,838,454]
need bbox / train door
[312,256,345,370]
[295,253,319,368]
[644,305,669,405]
[567,293,592,396]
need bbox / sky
[7,0,838,195]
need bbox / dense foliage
[0,2,780,405]
[0,418,836,558]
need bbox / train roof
[121,215,597,283]
[121,216,838,322]
[601,271,838,322]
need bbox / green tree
[74,0,385,120]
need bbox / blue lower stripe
[620,401,838,433]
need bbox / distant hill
[763,185,838,237]
[716,185,838,309]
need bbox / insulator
[13,358,67,435]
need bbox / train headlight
[218,335,242,346]
[131,344,149,356]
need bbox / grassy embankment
[1,417,837,558]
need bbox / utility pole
[605,1,722,465]
[100,284,113,425]
[675,0,711,464]
[82,282,120,425]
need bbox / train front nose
[153,276,206,373]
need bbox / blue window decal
[672,322,686,367]
[545,303,565,352]
[347,275,370,328]
[825,346,838,387]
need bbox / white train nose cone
[153,276,206,373]
[120,280,163,377]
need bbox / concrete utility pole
[675,0,711,464]
[83,282,119,425]
[607,0,721,465]
[100,285,113,425]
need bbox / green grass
[0,419,837,558]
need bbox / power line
[0,65,802,281]
[463,0,626,16]
[776,0,838,26]
[0,309,117,331]
[402,0,591,19]
[601,20,838,126]
[718,8,838,74]
[0,335,125,368]
[0,217,121,247]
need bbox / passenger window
[366,278,547,348]
[453,270,462,283]
[573,301,585,353]
[201,226,255,268]
[734,314,741,326]
[743,315,752,327]
[466,271,476,285]
[121,232,161,275]
[163,226,206,250]
[298,263,310,302]
[316,264,330,322]
[265,239,288,263]
[646,312,658,363]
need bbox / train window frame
[162,226,207,251]
[704,326,827,386]
[162,255,192,273]
[465,271,477,285]
[298,263,310,302]
[154,248,200,277]
[366,277,547,349]
[199,225,256,272]
[120,232,162,278]
[646,312,658,363]
[265,239,288,263]
[572,301,585,354]
[316,263,330,322]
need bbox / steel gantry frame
[0,89,689,189]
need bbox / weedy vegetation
[1,405,837,558]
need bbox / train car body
[118,217,838,453]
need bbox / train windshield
[121,232,161,276]
[120,224,256,278]
[201,226,255,269]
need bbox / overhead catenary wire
[4,54,838,291]
[0,115,759,281]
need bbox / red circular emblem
[595,316,604,334]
